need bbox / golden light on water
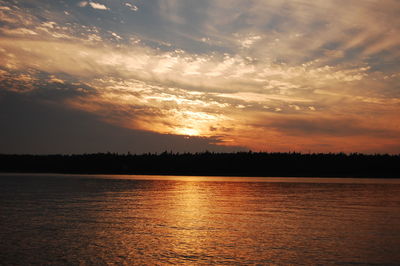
[2,174,400,264]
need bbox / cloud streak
[78,1,109,10]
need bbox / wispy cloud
[78,1,109,10]
[78,1,89,7]
[89,2,109,10]
[125,3,138,12]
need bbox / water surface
[1,174,399,265]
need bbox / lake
[1,174,400,265]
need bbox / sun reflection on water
[3,175,399,264]
[161,181,214,262]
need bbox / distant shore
[0,152,400,178]
[1,152,399,178]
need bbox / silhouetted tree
[0,152,398,178]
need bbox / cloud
[0,28,37,36]
[0,0,399,153]
[0,36,398,151]
[0,37,371,94]
[125,3,139,12]
[267,117,398,138]
[78,1,109,10]
[78,1,88,7]
[0,92,244,154]
[89,2,109,10]
[154,0,400,66]
[237,34,262,49]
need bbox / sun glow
[1,0,399,153]
[176,128,200,136]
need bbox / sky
[0,0,399,154]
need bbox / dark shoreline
[1,152,399,178]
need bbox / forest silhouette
[0,152,399,178]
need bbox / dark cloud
[267,117,398,138]
[0,69,94,100]
[0,92,245,154]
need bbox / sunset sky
[0,0,399,154]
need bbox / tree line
[0,152,399,178]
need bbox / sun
[176,128,200,136]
